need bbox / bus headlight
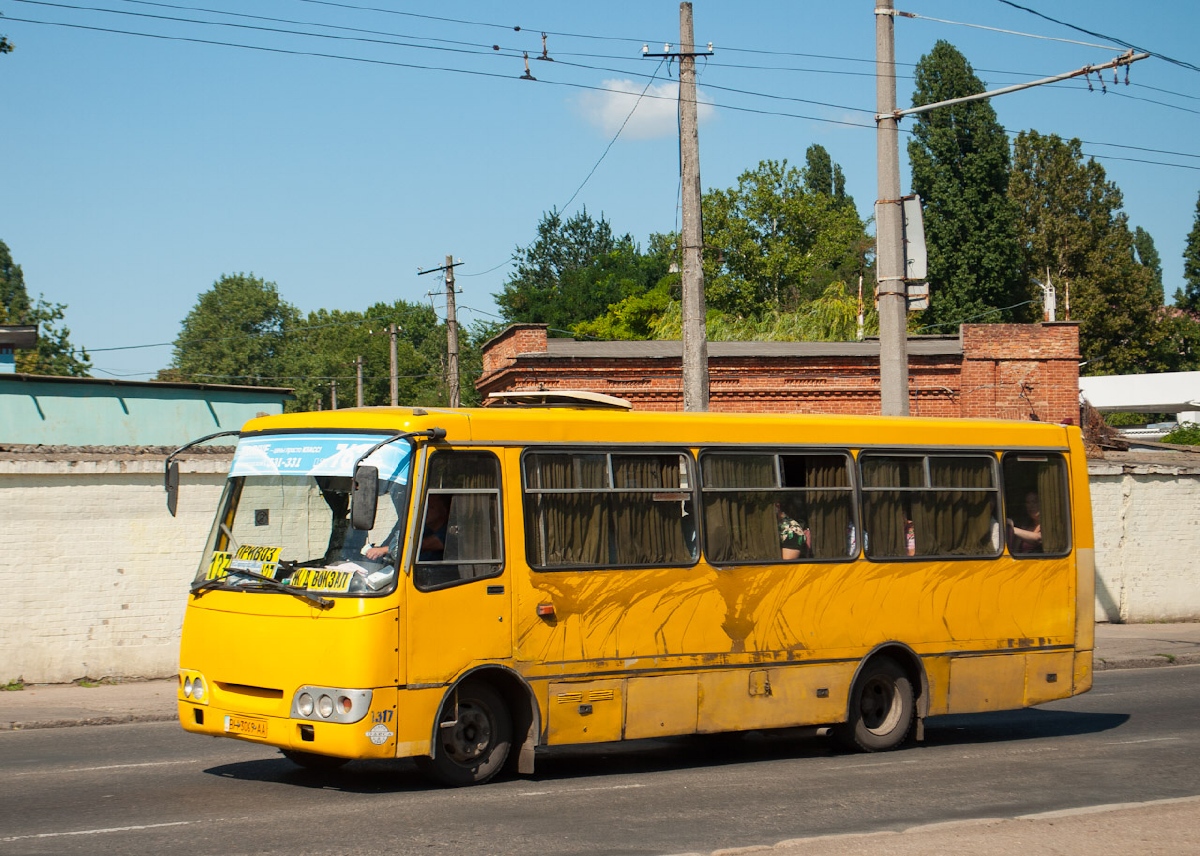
[290,685,372,724]
[178,669,209,706]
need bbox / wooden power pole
[418,256,463,408]
[646,3,712,412]
[444,255,460,408]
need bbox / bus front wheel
[835,657,914,752]
[418,681,512,787]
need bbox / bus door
[405,449,511,683]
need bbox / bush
[1162,422,1200,446]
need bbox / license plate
[224,714,269,738]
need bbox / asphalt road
[1,666,1197,856]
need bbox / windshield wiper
[190,565,333,610]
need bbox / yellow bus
[169,396,1093,785]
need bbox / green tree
[282,300,450,412]
[801,143,849,204]
[1175,191,1200,312]
[164,273,299,385]
[1133,226,1164,303]
[495,208,667,333]
[0,239,91,376]
[908,41,1026,330]
[650,281,877,343]
[0,36,13,54]
[701,159,871,318]
[1010,131,1175,374]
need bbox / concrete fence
[1,448,1197,684]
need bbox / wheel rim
[859,674,903,735]
[440,700,494,765]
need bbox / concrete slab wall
[0,452,228,684]
[1,450,1197,684]
[1090,457,1200,623]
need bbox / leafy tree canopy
[1133,226,1163,304]
[908,40,1027,330]
[0,239,91,376]
[1175,191,1200,312]
[164,273,300,385]
[495,208,670,333]
[1009,131,1186,374]
[701,158,872,319]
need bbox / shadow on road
[923,708,1130,746]
[200,708,1131,792]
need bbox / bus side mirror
[165,461,180,517]
[351,465,379,530]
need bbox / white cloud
[576,79,715,140]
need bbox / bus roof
[239,406,1076,451]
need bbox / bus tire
[835,657,914,752]
[418,681,512,787]
[280,749,350,770]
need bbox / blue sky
[2,0,1197,379]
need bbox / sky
[2,0,1198,381]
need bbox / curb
[1094,654,1200,670]
[0,712,178,732]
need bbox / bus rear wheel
[835,657,914,752]
[417,681,512,787]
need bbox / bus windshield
[195,433,413,597]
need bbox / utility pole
[389,323,399,406]
[646,4,713,412]
[874,0,909,417]
[330,379,338,410]
[445,255,460,408]
[355,355,364,407]
[875,2,1144,415]
[418,256,463,408]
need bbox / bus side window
[1001,453,1070,556]
[700,451,855,564]
[415,451,503,590]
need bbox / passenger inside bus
[417,493,450,562]
[776,503,811,560]
[1007,491,1043,553]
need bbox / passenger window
[860,454,1000,559]
[523,451,697,569]
[700,451,856,563]
[414,451,503,590]
[1002,454,1070,556]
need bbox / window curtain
[861,457,915,558]
[913,458,997,556]
[804,457,853,559]
[610,455,694,565]
[525,454,607,566]
[1037,461,1069,553]
[701,455,777,563]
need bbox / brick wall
[960,323,1080,423]
[0,451,229,684]
[477,323,1080,423]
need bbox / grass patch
[73,676,118,688]
[1,677,25,692]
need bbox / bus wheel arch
[419,667,539,786]
[836,644,926,752]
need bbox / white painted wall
[1090,458,1200,623]
[0,454,228,684]
[1,452,1196,684]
